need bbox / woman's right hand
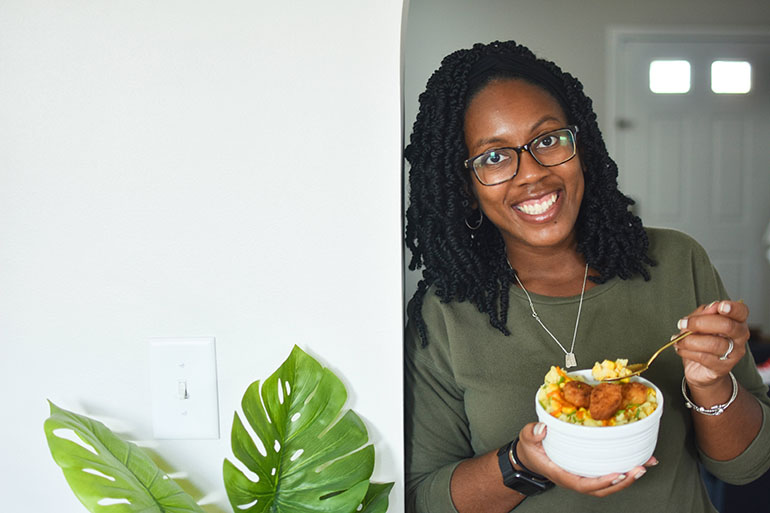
[516,422,657,497]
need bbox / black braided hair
[405,40,654,346]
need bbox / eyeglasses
[464,125,579,186]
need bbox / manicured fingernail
[677,318,688,330]
[719,302,731,314]
[671,333,679,340]
[708,301,718,309]
[533,423,546,436]
[635,469,647,480]
[650,457,659,466]
[611,474,627,485]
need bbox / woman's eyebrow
[471,135,508,149]
[470,115,565,150]
[529,115,563,131]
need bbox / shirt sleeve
[404,303,472,513]
[688,236,770,483]
[699,353,770,484]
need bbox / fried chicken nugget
[589,383,623,420]
[621,382,648,408]
[562,380,592,409]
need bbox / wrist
[497,438,553,496]
[682,372,738,416]
[508,437,546,479]
[686,374,733,404]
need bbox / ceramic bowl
[534,369,664,477]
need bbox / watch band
[509,437,548,478]
[497,438,554,496]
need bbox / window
[711,61,752,94]
[649,60,691,94]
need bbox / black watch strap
[497,438,554,496]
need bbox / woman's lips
[514,191,559,216]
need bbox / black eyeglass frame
[464,125,579,186]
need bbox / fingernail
[670,333,679,341]
[678,318,688,330]
[611,474,627,485]
[719,302,731,314]
[533,423,546,436]
[635,469,647,480]
[708,301,719,309]
[650,457,659,466]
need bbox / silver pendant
[565,352,577,369]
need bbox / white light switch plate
[149,337,219,439]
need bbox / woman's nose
[514,150,549,184]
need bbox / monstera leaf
[44,401,204,513]
[358,482,394,513]
[224,345,392,513]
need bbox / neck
[506,244,594,297]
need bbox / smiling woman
[403,40,770,513]
[464,80,585,262]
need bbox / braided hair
[405,40,654,346]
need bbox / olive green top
[404,228,770,513]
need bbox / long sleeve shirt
[405,228,770,513]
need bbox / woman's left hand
[674,300,750,388]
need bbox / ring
[719,338,734,361]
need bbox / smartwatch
[497,438,554,496]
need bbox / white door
[611,31,770,332]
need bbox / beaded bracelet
[681,372,738,416]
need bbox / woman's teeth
[516,192,558,215]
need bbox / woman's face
[464,78,584,255]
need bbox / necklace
[512,263,589,369]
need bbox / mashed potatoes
[537,366,658,427]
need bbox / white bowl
[534,369,664,477]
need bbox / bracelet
[509,437,549,480]
[681,372,738,416]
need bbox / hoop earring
[465,209,483,230]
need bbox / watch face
[498,444,552,496]
[508,472,550,496]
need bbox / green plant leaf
[224,345,382,513]
[359,482,395,513]
[44,401,204,513]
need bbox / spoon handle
[646,331,693,366]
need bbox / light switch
[149,337,219,439]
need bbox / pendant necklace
[511,263,589,369]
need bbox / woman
[404,40,770,512]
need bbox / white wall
[403,0,770,323]
[0,1,405,511]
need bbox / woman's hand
[515,422,657,497]
[672,300,762,462]
[674,300,750,388]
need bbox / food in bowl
[534,369,664,477]
[591,358,634,381]
[537,366,658,426]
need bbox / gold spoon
[602,331,693,381]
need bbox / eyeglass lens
[473,128,576,185]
